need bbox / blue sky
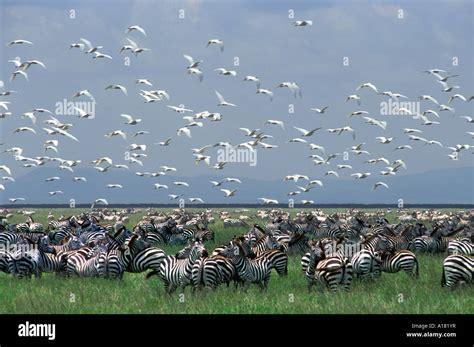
[0,0,472,203]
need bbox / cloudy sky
[0,0,472,204]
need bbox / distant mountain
[0,166,472,205]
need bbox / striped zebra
[350,249,382,280]
[191,255,220,290]
[254,248,288,276]
[155,241,207,294]
[8,236,57,278]
[0,232,24,245]
[222,240,272,292]
[73,247,109,278]
[126,236,166,275]
[287,231,310,256]
[409,235,449,254]
[0,249,12,274]
[304,243,353,292]
[223,218,248,228]
[65,246,102,277]
[102,247,132,279]
[380,249,419,278]
[378,225,415,251]
[441,255,473,288]
[447,240,473,256]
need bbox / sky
[0,0,473,204]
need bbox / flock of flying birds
[0,19,472,206]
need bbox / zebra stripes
[380,250,419,278]
[222,241,272,291]
[441,255,473,288]
[447,240,473,256]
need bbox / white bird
[215,68,237,77]
[20,60,47,70]
[128,144,146,151]
[265,120,284,129]
[157,138,172,146]
[346,94,361,105]
[284,174,309,182]
[49,191,64,196]
[288,138,308,144]
[418,95,439,105]
[21,112,36,124]
[310,106,329,114]
[174,181,189,187]
[73,89,96,103]
[244,75,260,88]
[7,39,33,46]
[126,25,147,36]
[121,114,141,125]
[177,127,192,138]
[460,116,474,123]
[183,54,202,69]
[169,194,182,200]
[161,166,177,172]
[376,137,394,144]
[437,80,459,92]
[293,20,313,26]
[324,170,339,177]
[301,200,314,205]
[277,82,302,98]
[0,101,11,110]
[260,142,278,149]
[154,183,169,190]
[0,165,12,175]
[167,105,194,113]
[439,104,455,113]
[80,38,103,54]
[372,182,389,191]
[293,126,322,137]
[224,178,241,184]
[365,158,390,165]
[448,94,467,104]
[105,84,127,96]
[136,79,153,86]
[356,82,378,93]
[394,145,412,151]
[107,184,123,189]
[349,110,369,117]
[70,42,85,50]
[105,130,127,140]
[11,70,28,82]
[220,189,237,197]
[351,172,371,179]
[194,154,211,165]
[74,107,94,119]
[187,67,203,82]
[337,165,352,170]
[73,177,87,182]
[13,127,36,135]
[256,89,274,101]
[91,198,108,208]
[134,131,150,137]
[403,128,423,134]
[259,198,279,204]
[0,184,4,191]
[207,39,224,52]
[422,110,440,118]
[93,51,113,60]
[9,198,26,203]
[215,90,236,107]
[92,157,112,167]
[45,176,60,182]
[363,117,387,130]
[189,198,204,203]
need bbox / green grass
[0,208,472,314]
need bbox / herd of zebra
[0,208,472,293]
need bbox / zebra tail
[414,257,419,278]
[440,265,446,287]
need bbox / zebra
[350,249,382,280]
[126,237,166,275]
[103,246,132,279]
[286,231,310,255]
[0,249,12,273]
[441,255,473,288]
[154,240,207,294]
[221,240,272,292]
[447,240,473,256]
[191,255,221,290]
[0,232,24,245]
[380,249,419,278]
[8,236,57,278]
[254,248,288,276]
[304,242,353,292]
[65,246,102,277]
